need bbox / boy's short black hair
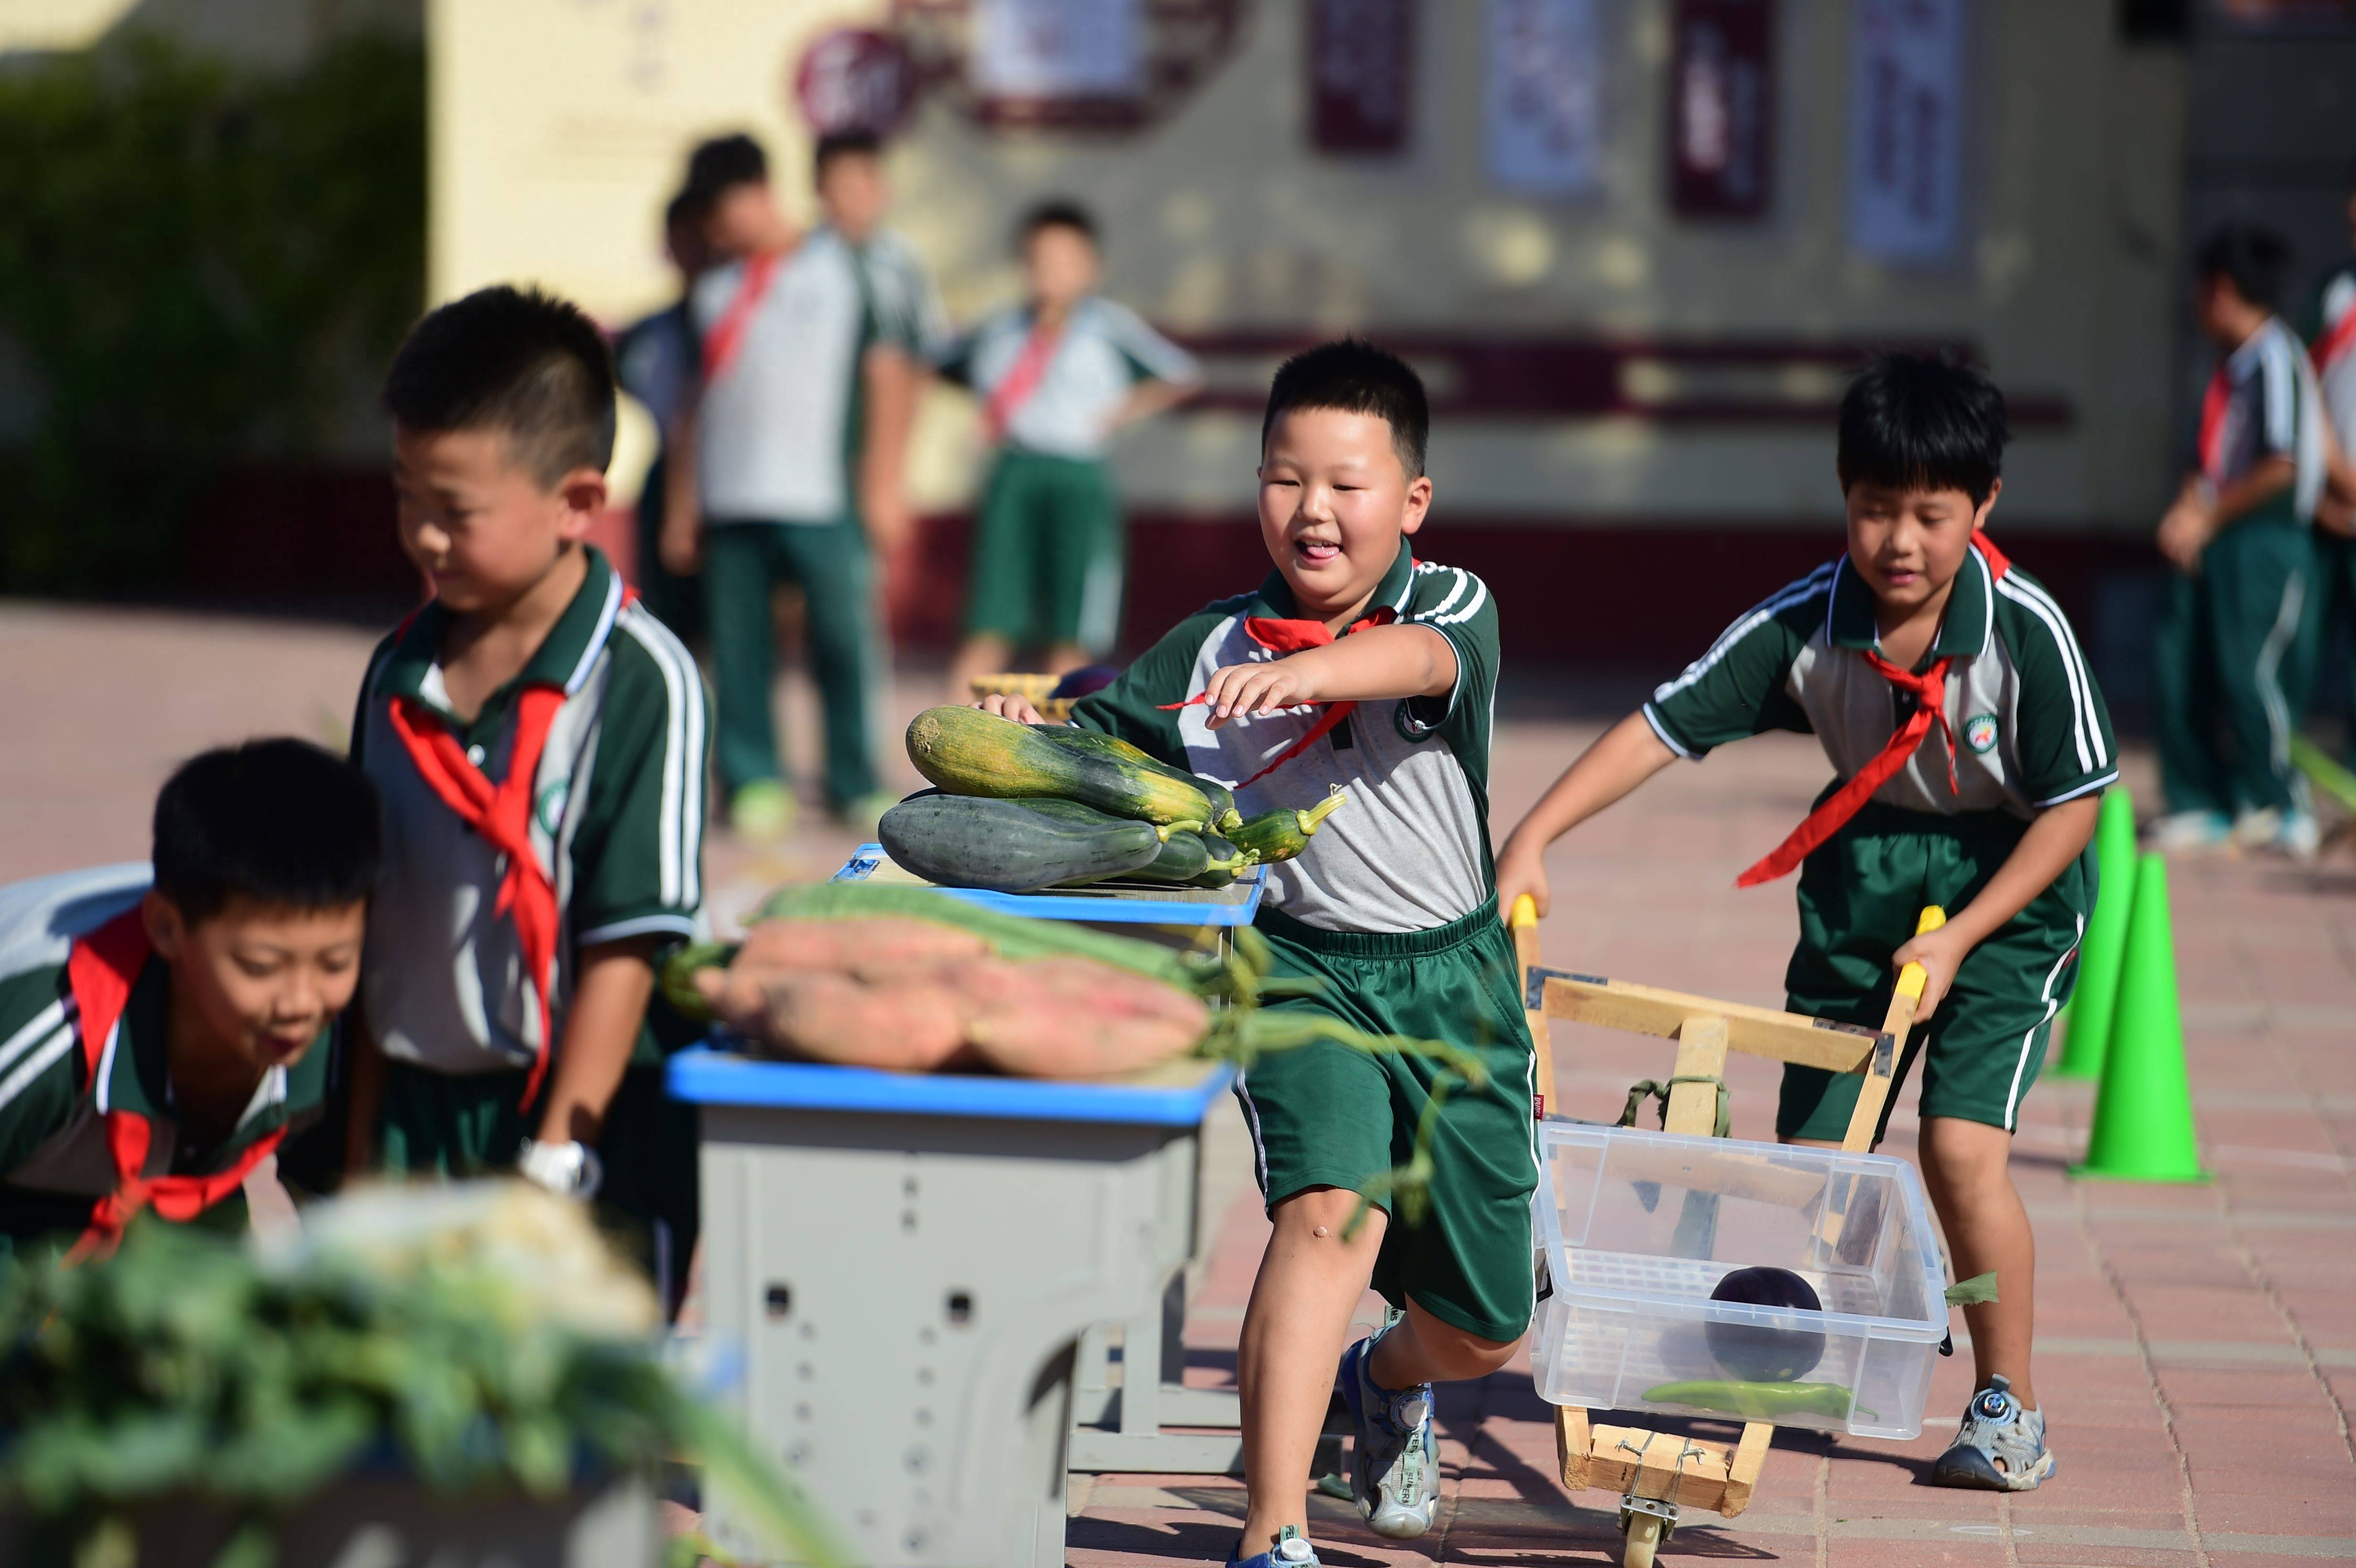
[382,285,617,485]
[686,132,768,198]
[1019,199,1098,249]
[153,739,382,925]
[815,128,883,179]
[1261,338,1430,480]
[664,185,707,235]
[2194,223,2291,312]
[1835,351,2008,506]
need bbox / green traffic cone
[2054,787,2137,1079]
[2072,853,2208,1184]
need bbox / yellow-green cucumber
[1030,725,1242,832]
[1227,788,1347,863]
[908,707,1228,828]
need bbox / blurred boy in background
[2304,175,2356,761]
[663,132,903,839]
[2149,225,2328,858]
[615,186,713,642]
[941,201,1200,697]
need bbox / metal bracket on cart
[1617,1494,1678,1568]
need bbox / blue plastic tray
[667,1046,1234,1127]
[831,843,1266,927]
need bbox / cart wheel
[1623,1511,1663,1568]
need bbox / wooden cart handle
[1511,894,1556,1121]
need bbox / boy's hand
[1892,922,1975,1021]
[2156,492,2214,572]
[1202,655,1321,728]
[976,692,1045,724]
[1494,839,1552,921]
[659,513,703,576]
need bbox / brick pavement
[3,602,2352,1566]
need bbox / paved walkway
[4,603,2352,1567]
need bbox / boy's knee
[1272,1185,1381,1243]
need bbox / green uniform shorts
[963,448,1123,655]
[1778,802,2092,1143]
[1238,896,1538,1344]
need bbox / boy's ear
[1399,473,1435,538]
[555,466,610,541]
[1973,477,2003,532]
[142,889,188,962]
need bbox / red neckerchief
[1159,605,1401,788]
[64,908,287,1262]
[982,317,1063,442]
[2313,301,2356,380]
[2197,360,2232,482]
[388,687,567,1110]
[1734,532,2013,888]
[701,250,783,383]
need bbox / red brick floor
[6,603,2353,1567]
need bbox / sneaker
[1931,1374,2055,1492]
[728,781,795,843]
[1228,1526,1319,1568]
[2266,809,2322,862]
[1335,1322,1440,1539]
[2147,809,2230,855]
[836,790,900,837]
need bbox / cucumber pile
[887,706,1347,894]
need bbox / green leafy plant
[0,31,424,594]
[0,1189,842,1568]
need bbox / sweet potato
[961,956,1209,1078]
[730,915,990,976]
[702,969,970,1072]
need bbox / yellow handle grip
[1892,905,1947,1003]
[1510,893,1539,929]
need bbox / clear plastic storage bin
[1529,1122,1950,1439]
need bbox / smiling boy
[351,286,707,1303]
[1499,353,2115,1491]
[982,341,1530,1564]
[0,740,379,1264]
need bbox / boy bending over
[350,287,708,1303]
[1499,353,2115,1491]
[984,341,1531,1563]
[0,740,378,1264]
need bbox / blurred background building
[5,0,2356,714]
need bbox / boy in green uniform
[2148,225,2327,858]
[0,740,379,1265]
[350,286,708,1307]
[2303,179,2356,760]
[1500,354,2114,1492]
[982,342,1530,1563]
[942,201,1200,696]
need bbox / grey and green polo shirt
[2206,316,2328,524]
[354,546,709,1077]
[0,864,326,1256]
[855,226,951,363]
[691,229,879,524]
[2311,267,2356,456]
[937,296,1199,461]
[1644,543,2118,821]
[1072,545,1499,934]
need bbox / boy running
[351,286,707,1302]
[1500,353,2114,1492]
[663,132,903,838]
[982,341,1529,1563]
[0,739,378,1265]
[2149,225,2328,858]
[942,200,1200,696]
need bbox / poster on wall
[969,0,1142,100]
[1309,0,1416,154]
[1668,0,1775,219]
[1847,0,1966,264]
[1487,0,1605,197]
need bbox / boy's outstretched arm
[532,935,661,1162]
[1494,712,1679,919]
[1895,793,2100,1020]
[1199,624,1455,725]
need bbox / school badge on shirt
[1962,713,1999,754]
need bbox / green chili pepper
[1641,1379,1873,1421]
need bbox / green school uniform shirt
[1072,544,1500,934]
[0,865,328,1261]
[353,546,709,1076]
[1644,542,2119,822]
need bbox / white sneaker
[2273,810,2322,862]
[2148,810,2230,855]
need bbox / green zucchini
[1228,788,1348,863]
[1030,726,1242,830]
[880,793,1160,893]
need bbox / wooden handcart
[1509,899,1942,1568]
